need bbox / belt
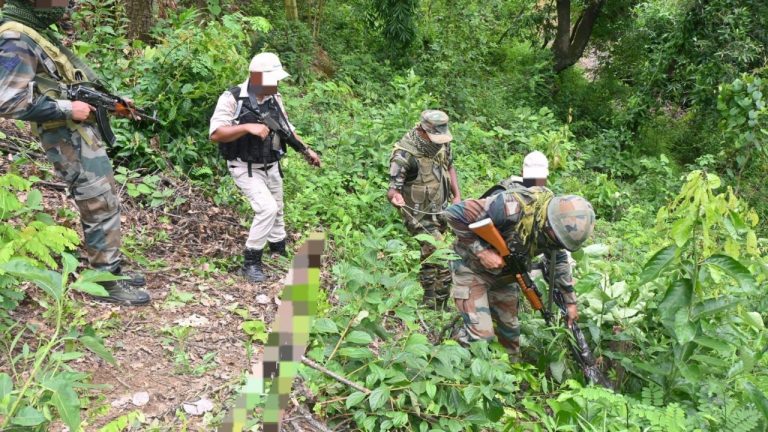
[229,161,275,177]
[39,119,96,131]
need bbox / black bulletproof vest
[217,86,287,163]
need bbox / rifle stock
[468,217,612,389]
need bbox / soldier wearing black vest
[210,52,320,283]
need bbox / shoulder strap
[0,21,80,83]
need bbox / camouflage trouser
[403,211,451,308]
[39,123,122,272]
[450,260,521,361]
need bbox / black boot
[95,279,150,306]
[113,266,146,287]
[268,240,287,258]
[243,248,266,282]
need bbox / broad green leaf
[693,336,731,352]
[346,330,373,345]
[368,386,390,411]
[0,372,12,398]
[1,259,63,302]
[80,335,117,366]
[674,310,695,344]
[425,381,437,399]
[42,377,81,430]
[346,391,367,409]
[638,245,677,285]
[51,351,84,362]
[703,255,756,292]
[689,354,729,368]
[11,406,46,427]
[462,385,481,403]
[61,252,79,278]
[741,311,764,331]
[312,318,338,334]
[337,347,373,359]
[670,215,695,247]
[549,358,566,383]
[71,281,109,297]
[691,297,741,320]
[658,278,692,332]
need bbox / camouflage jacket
[444,188,577,302]
[0,22,73,122]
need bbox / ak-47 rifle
[468,218,613,389]
[65,84,159,146]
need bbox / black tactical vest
[217,86,287,163]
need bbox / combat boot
[268,240,287,258]
[243,248,266,283]
[113,266,146,287]
[95,279,150,306]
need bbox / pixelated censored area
[219,233,325,432]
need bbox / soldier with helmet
[0,0,149,305]
[387,110,462,310]
[444,188,595,361]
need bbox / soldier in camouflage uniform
[444,189,594,361]
[0,0,149,305]
[388,110,461,309]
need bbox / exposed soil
[1,119,331,431]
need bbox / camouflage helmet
[546,195,595,251]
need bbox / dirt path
[1,120,330,431]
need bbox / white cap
[522,151,549,179]
[249,52,289,85]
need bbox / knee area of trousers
[74,177,119,223]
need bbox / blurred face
[248,72,277,96]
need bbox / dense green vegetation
[1,0,767,430]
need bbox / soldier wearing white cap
[209,52,321,283]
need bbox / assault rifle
[240,104,306,153]
[468,218,613,389]
[66,84,159,146]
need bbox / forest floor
[0,119,332,431]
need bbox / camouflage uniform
[0,15,122,273]
[444,187,579,360]
[389,127,454,307]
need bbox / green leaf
[691,296,742,320]
[346,391,367,409]
[693,336,731,352]
[369,386,390,411]
[674,309,696,344]
[346,330,373,345]
[1,259,63,302]
[425,381,437,399]
[71,281,109,297]
[549,358,566,382]
[670,215,695,247]
[741,311,764,331]
[658,278,692,332]
[703,255,756,293]
[338,347,373,359]
[42,377,81,430]
[638,245,677,285]
[312,318,338,334]
[80,335,117,366]
[11,406,46,426]
[0,372,13,398]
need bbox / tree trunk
[285,0,299,20]
[125,0,155,43]
[551,0,605,73]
